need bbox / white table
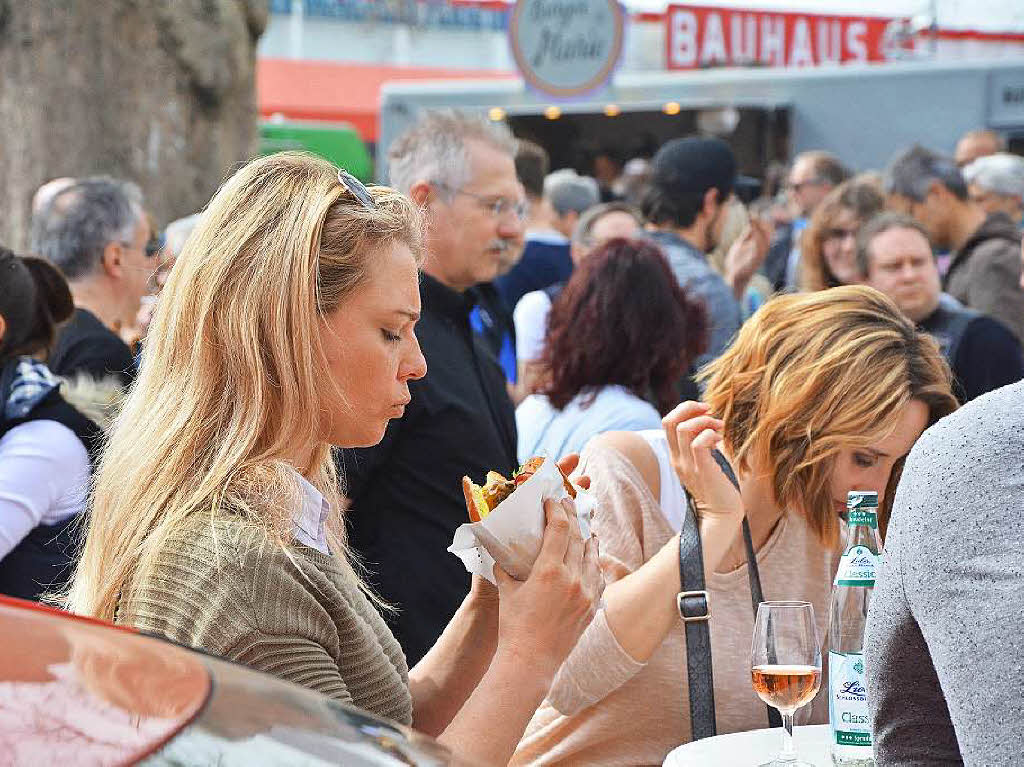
[664,724,831,766]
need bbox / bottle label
[829,650,872,748]
[834,544,878,587]
[848,509,877,528]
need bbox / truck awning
[257,59,516,142]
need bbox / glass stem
[779,710,796,761]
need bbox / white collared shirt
[289,469,331,556]
[526,229,570,246]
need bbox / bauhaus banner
[666,5,895,70]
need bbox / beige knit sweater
[116,514,413,726]
[512,441,837,766]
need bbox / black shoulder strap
[678,490,715,740]
[678,451,784,740]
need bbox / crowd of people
[1,108,1023,764]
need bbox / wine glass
[750,601,822,766]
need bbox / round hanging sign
[509,0,625,99]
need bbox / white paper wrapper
[448,457,596,584]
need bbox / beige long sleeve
[117,514,413,725]
[513,441,836,766]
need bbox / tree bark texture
[0,0,268,250]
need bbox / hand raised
[724,218,772,299]
[662,401,744,522]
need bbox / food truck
[377,58,1024,182]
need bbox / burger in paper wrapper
[448,456,595,584]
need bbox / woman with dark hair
[0,247,102,600]
[800,174,885,292]
[515,237,708,463]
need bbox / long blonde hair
[700,285,957,546]
[65,152,423,620]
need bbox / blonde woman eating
[513,286,958,766]
[64,153,602,767]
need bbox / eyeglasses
[338,168,376,210]
[118,237,163,259]
[825,226,859,242]
[433,182,528,222]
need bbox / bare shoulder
[588,431,660,501]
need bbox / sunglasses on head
[338,169,376,210]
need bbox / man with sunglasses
[762,150,851,291]
[31,176,154,388]
[340,110,525,667]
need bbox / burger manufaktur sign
[509,0,625,99]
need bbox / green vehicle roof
[259,121,373,182]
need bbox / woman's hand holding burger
[426,454,599,765]
[467,453,591,609]
[492,493,603,681]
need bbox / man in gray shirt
[641,136,743,371]
[865,377,1024,764]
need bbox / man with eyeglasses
[31,176,154,388]
[339,110,525,666]
[763,150,851,291]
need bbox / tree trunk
[0,0,268,250]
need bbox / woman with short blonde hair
[703,285,957,542]
[65,152,601,766]
[513,285,958,766]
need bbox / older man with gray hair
[495,167,600,313]
[885,144,1024,343]
[32,176,153,387]
[340,109,525,666]
[963,152,1024,226]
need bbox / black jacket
[920,296,1024,403]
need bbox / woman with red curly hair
[515,237,708,463]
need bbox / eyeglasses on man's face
[432,182,528,222]
[117,237,163,259]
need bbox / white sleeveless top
[636,429,689,534]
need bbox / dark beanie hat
[649,136,737,200]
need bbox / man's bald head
[955,129,1005,168]
[32,177,76,215]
